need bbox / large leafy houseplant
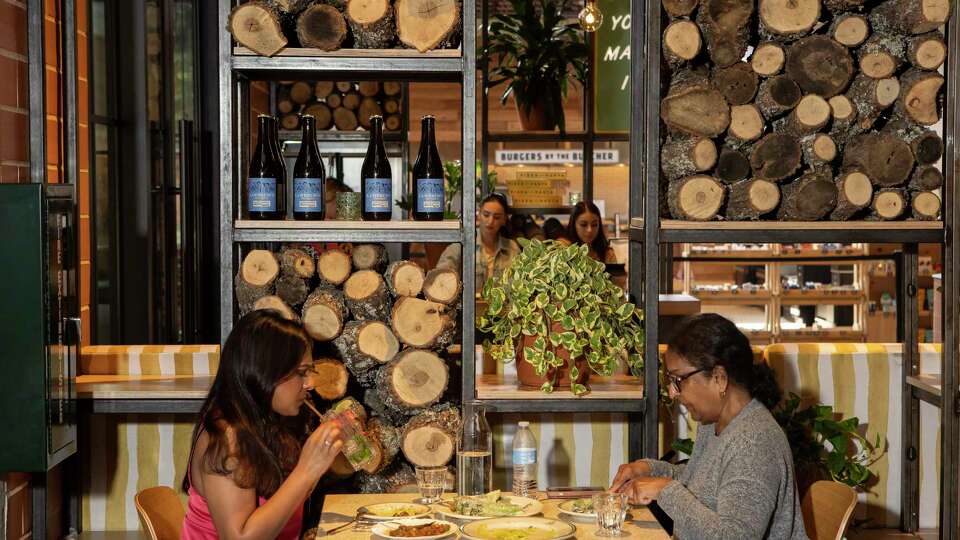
[478,239,644,396]
[481,0,589,132]
[670,393,882,492]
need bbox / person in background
[567,201,616,262]
[477,192,520,286]
[324,176,352,220]
[610,314,808,540]
[181,310,345,540]
[542,217,571,245]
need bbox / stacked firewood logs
[275,80,403,132]
[659,0,950,221]
[235,244,463,492]
[228,0,462,55]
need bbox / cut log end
[794,94,831,133]
[395,0,460,52]
[912,191,941,220]
[318,249,353,286]
[334,107,360,131]
[779,172,838,221]
[785,36,854,98]
[726,178,780,220]
[873,190,906,220]
[302,289,347,342]
[422,268,463,305]
[860,52,897,79]
[812,134,837,162]
[252,295,298,321]
[391,297,455,349]
[845,133,915,187]
[751,43,785,76]
[833,15,869,47]
[242,250,280,287]
[663,20,702,62]
[750,133,802,181]
[716,148,751,183]
[911,34,947,70]
[759,0,820,36]
[281,247,316,279]
[831,170,873,220]
[229,3,287,57]
[344,270,392,321]
[296,4,348,51]
[661,82,730,137]
[662,0,699,17]
[714,63,759,105]
[828,95,855,122]
[310,358,349,401]
[352,244,389,271]
[900,72,944,125]
[379,349,449,411]
[358,320,401,363]
[386,260,426,298]
[668,175,726,221]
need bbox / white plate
[460,517,576,540]
[436,496,543,521]
[363,503,434,520]
[556,499,597,519]
[372,518,457,540]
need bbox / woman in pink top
[182,310,345,540]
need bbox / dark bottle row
[245,114,445,222]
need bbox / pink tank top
[181,435,304,540]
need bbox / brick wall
[0,0,28,183]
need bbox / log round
[422,268,463,306]
[759,0,820,38]
[352,243,389,272]
[755,76,801,120]
[335,320,400,386]
[376,349,449,413]
[715,148,751,183]
[344,270,393,321]
[663,20,702,64]
[302,288,348,342]
[401,406,460,467]
[801,134,838,167]
[728,104,765,143]
[661,136,718,180]
[252,295,298,321]
[896,69,944,126]
[296,4,348,51]
[391,297,456,349]
[662,0,699,17]
[385,260,426,298]
[318,249,353,288]
[911,191,941,220]
[830,14,869,47]
[660,71,730,137]
[910,166,944,191]
[858,35,905,79]
[395,0,460,52]
[228,2,287,57]
[843,133,915,188]
[785,36,854,98]
[872,189,907,220]
[310,357,349,401]
[909,32,948,70]
[714,63,759,106]
[830,169,873,220]
[750,133,802,181]
[667,175,726,221]
[751,42,785,76]
[777,171,838,221]
[869,0,951,35]
[276,273,310,307]
[346,0,396,48]
[725,179,780,220]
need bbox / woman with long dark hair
[181,310,344,540]
[611,314,808,540]
[476,192,520,285]
[566,201,616,262]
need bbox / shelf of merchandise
[629,0,959,533]
[218,1,478,420]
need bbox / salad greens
[452,491,523,517]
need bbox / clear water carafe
[457,400,492,496]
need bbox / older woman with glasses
[610,314,808,540]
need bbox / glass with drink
[593,492,629,537]
[415,466,447,504]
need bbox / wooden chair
[801,480,858,540]
[134,486,185,540]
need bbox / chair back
[134,486,185,540]
[801,480,858,540]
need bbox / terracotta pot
[515,98,557,131]
[516,323,589,389]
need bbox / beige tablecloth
[313,493,669,540]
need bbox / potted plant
[478,239,644,395]
[481,0,589,132]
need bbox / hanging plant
[478,239,644,395]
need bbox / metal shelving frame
[217,0,477,406]
[629,0,959,535]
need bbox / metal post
[900,244,920,532]
[218,0,234,341]
[461,0,477,406]
[28,0,46,184]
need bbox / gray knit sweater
[645,399,809,540]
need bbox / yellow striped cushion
[81,345,220,375]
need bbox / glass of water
[593,492,629,537]
[415,466,447,504]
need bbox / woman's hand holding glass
[297,421,344,480]
[618,477,671,505]
[609,460,652,493]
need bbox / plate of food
[556,499,596,519]
[363,503,433,520]
[436,491,542,521]
[460,517,575,540]
[371,518,457,540]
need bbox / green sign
[593,0,631,133]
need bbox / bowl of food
[460,517,575,540]
[437,491,542,521]
[363,503,433,520]
[372,519,457,540]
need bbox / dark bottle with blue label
[293,115,325,220]
[247,115,284,220]
[361,115,392,221]
[412,115,444,221]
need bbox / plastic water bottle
[512,421,537,497]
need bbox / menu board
[593,0,631,133]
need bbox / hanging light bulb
[578,0,603,32]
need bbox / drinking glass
[415,466,447,504]
[593,492,628,537]
[336,192,362,220]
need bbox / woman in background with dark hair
[611,314,808,540]
[181,310,345,540]
[567,201,616,262]
[476,192,520,285]
[542,217,571,245]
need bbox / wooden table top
[75,374,213,399]
[313,493,668,540]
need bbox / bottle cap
[422,114,436,120]
[302,114,315,120]
[518,421,529,427]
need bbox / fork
[323,507,370,536]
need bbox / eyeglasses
[666,368,707,394]
[283,365,318,383]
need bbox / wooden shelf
[779,290,864,303]
[233,219,461,243]
[685,249,774,259]
[907,374,943,407]
[780,247,866,258]
[476,374,642,400]
[76,375,213,399]
[231,47,463,80]
[630,219,944,243]
[693,289,771,302]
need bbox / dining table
[311,493,670,540]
